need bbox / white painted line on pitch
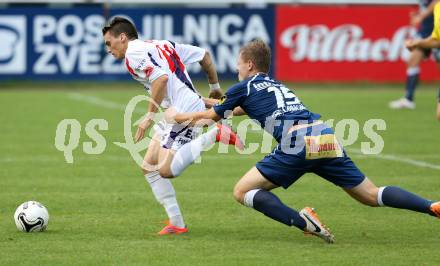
[0,156,57,163]
[346,148,440,171]
[2,151,437,171]
[0,154,259,163]
[67,92,144,114]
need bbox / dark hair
[102,17,138,39]
[239,39,271,73]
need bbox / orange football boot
[299,207,334,244]
[430,201,440,218]
[215,123,244,150]
[158,220,188,235]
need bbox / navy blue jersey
[419,0,435,37]
[419,0,434,9]
[213,73,321,142]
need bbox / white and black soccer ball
[13,201,49,232]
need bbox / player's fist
[208,88,223,99]
[135,117,153,143]
[405,39,418,51]
[134,126,145,143]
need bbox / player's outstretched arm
[135,74,168,143]
[203,98,246,116]
[410,0,440,26]
[199,51,223,99]
[166,108,221,127]
[406,37,440,51]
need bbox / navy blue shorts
[256,124,365,189]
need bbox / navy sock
[405,74,419,101]
[252,190,306,230]
[381,186,433,215]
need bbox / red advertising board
[275,5,440,82]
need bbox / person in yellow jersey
[390,0,440,110]
[406,1,440,120]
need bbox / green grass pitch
[0,81,439,265]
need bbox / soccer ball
[13,201,49,232]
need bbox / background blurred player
[389,0,440,110]
[406,1,440,120]
[102,17,240,235]
[168,40,440,243]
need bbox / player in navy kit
[168,40,440,243]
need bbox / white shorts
[154,121,201,151]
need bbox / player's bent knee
[142,164,159,175]
[232,190,245,204]
[158,167,175,179]
[141,159,159,174]
[142,168,149,175]
[232,186,246,204]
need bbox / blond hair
[239,39,271,73]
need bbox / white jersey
[125,39,206,112]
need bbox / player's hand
[203,97,219,108]
[135,118,153,143]
[410,11,423,26]
[208,88,223,99]
[164,107,177,124]
[405,39,418,51]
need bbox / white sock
[170,126,218,176]
[377,186,386,207]
[145,171,185,228]
[243,189,261,208]
[406,67,420,76]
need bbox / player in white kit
[103,17,243,235]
